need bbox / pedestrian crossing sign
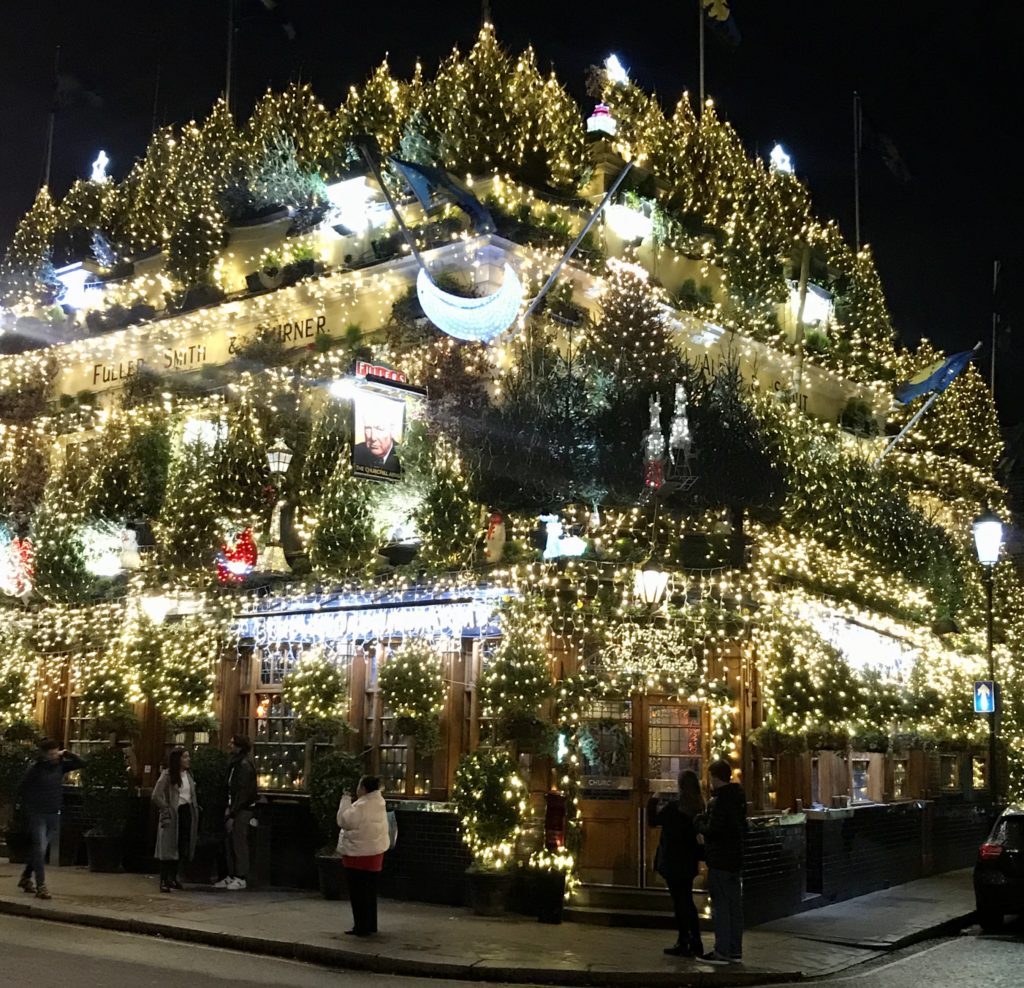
[974,681,996,714]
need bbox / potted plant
[308,750,363,899]
[187,744,229,883]
[477,626,553,755]
[525,848,574,924]
[453,749,526,915]
[378,639,445,756]
[81,747,132,872]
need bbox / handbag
[387,809,398,850]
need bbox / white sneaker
[213,877,235,889]
[228,877,247,890]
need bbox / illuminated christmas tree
[414,436,477,571]
[308,447,377,574]
[302,396,349,503]
[0,187,60,305]
[156,439,222,572]
[109,126,180,255]
[342,58,413,156]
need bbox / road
[1,912,1021,988]
[0,914,536,988]
[757,919,1024,988]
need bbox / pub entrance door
[576,695,704,888]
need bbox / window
[238,640,354,790]
[66,696,108,763]
[939,754,959,790]
[760,756,778,809]
[892,758,908,799]
[851,758,870,802]
[463,637,499,751]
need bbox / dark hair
[168,747,184,787]
[359,775,380,793]
[230,735,252,755]
[677,769,705,818]
[38,738,59,753]
[709,758,732,783]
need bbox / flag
[389,158,496,235]
[858,106,911,184]
[894,348,977,404]
[702,0,741,48]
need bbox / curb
[0,898,802,987]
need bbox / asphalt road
[0,914,535,988]
[759,919,1024,988]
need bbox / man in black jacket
[16,739,84,899]
[694,758,747,964]
[214,735,257,891]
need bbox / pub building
[0,51,1001,925]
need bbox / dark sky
[2,1,1022,416]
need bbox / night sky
[2,2,1022,416]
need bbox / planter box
[466,869,514,916]
[85,831,124,873]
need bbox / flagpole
[873,389,943,466]
[225,0,235,117]
[698,1,706,112]
[874,341,983,466]
[41,45,61,189]
[991,260,1000,398]
[853,92,861,252]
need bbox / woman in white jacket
[336,775,390,936]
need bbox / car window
[993,816,1024,847]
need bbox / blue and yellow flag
[894,348,977,404]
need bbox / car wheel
[976,903,1003,933]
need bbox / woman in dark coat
[648,769,705,957]
[152,747,200,893]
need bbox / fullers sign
[355,360,407,383]
[57,304,336,396]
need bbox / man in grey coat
[213,735,257,891]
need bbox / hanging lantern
[266,438,293,477]
[633,558,669,607]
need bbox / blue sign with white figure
[974,681,996,714]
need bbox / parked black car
[974,805,1024,931]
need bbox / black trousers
[345,866,379,934]
[667,876,703,952]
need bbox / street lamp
[973,508,1004,808]
[263,438,293,574]
[633,558,669,608]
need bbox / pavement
[0,860,977,987]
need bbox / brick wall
[380,805,473,905]
[743,816,806,924]
[806,802,923,902]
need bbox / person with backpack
[337,775,391,936]
[694,758,747,965]
[648,769,705,957]
[16,739,84,900]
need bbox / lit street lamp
[973,508,1004,808]
[633,558,669,609]
[263,438,293,574]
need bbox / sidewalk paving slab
[0,861,975,986]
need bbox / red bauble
[216,528,258,583]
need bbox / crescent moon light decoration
[416,263,525,344]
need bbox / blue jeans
[706,867,743,958]
[21,813,60,888]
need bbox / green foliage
[281,648,349,740]
[302,397,349,502]
[0,187,60,305]
[478,621,553,739]
[157,439,222,571]
[413,436,477,571]
[378,639,445,753]
[452,748,525,869]
[219,397,270,521]
[308,445,378,575]
[31,490,91,604]
[308,750,364,847]
[166,210,225,288]
[0,740,34,818]
[81,747,132,836]
[87,417,171,521]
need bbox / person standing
[214,735,257,891]
[151,747,200,893]
[648,769,705,957]
[695,758,747,965]
[16,739,84,900]
[337,776,390,937]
